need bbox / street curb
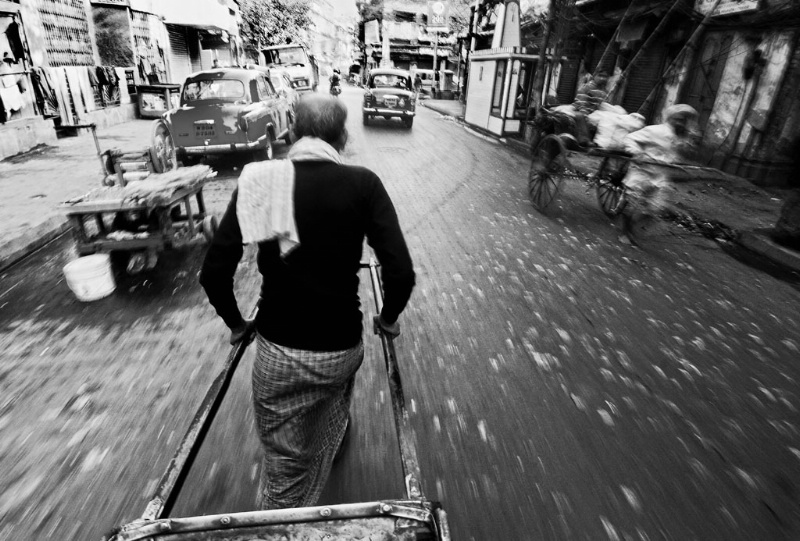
[739,230,800,275]
[0,218,70,273]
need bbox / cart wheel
[202,215,218,243]
[528,135,566,211]
[596,179,628,217]
[150,120,177,173]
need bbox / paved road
[1,84,800,540]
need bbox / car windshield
[371,74,409,89]
[265,48,306,66]
[183,79,245,102]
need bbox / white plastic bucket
[63,254,116,302]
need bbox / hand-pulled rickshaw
[525,108,633,217]
[103,259,451,541]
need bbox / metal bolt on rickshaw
[103,259,451,541]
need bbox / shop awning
[158,0,231,33]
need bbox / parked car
[153,68,294,166]
[362,68,416,128]
[267,67,301,111]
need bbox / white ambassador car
[362,68,416,129]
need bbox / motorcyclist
[330,69,341,96]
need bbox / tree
[239,0,313,59]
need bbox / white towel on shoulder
[236,137,342,256]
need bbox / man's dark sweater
[199,161,415,351]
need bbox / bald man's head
[294,94,348,150]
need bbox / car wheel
[404,117,414,129]
[150,120,177,173]
[283,118,295,145]
[363,113,369,125]
[256,133,274,161]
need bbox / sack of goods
[589,103,646,150]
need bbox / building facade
[306,0,358,75]
[0,0,241,160]
[549,0,800,186]
[359,0,459,75]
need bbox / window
[256,76,274,100]
[370,74,410,90]
[491,61,506,115]
[264,47,306,66]
[183,79,245,102]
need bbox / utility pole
[637,0,725,115]
[531,0,555,113]
[605,0,683,104]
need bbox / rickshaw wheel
[528,135,565,211]
[150,120,177,173]
[596,179,628,216]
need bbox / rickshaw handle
[140,302,260,522]
[362,258,425,501]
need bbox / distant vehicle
[362,68,416,129]
[260,44,319,92]
[158,68,294,165]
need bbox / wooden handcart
[60,166,217,274]
[103,259,452,541]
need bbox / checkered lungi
[252,333,364,510]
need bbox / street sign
[695,0,759,16]
[427,1,450,32]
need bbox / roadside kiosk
[464,0,540,137]
[464,47,539,137]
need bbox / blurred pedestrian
[414,72,422,98]
[199,94,416,510]
[619,104,699,245]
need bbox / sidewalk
[0,120,155,271]
[421,99,800,274]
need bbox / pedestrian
[199,93,416,510]
[433,70,441,98]
[414,72,422,98]
[619,103,699,245]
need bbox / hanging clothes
[96,65,110,85]
[31,66,59,118]
[52,68,75,125]
[87,66,99,87]
[0,84,24,118]
[104,66,118,86]
[76,67,95,111]
[5,21,24,63]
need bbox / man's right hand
[230,318,256,345]
[373,314,400,338]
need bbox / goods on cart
[60,166,217,275]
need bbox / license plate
[383,97,397,108]
[195,125,215,137]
